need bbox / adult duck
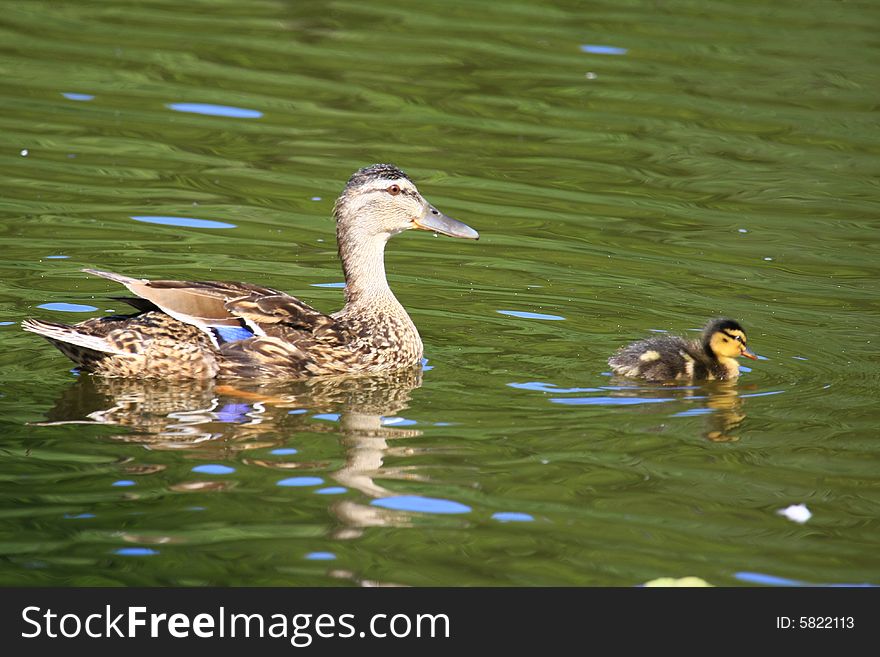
[23,164,479,378]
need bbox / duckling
[23,164,479,379]
[608,318,757,382]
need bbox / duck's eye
[387,184,401,196]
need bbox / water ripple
[580,44,628,55]
[191,465,235,475]
[166,103,263,118]
[509,382,603,393]
[131,216,236,229]
[61,92,94,101]
[497,310,565,321]
[371,496,471,515]
[735,572,877,587]
[492,512,535,522]
[277,477,324,487]
[37,303,98,312]
[115,548,159,557]
[551,396,688,406]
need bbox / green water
[1,0,879,586]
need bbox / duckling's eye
[387,184,401,196]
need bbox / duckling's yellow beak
[741,346,758,360]
[413,206,479,240]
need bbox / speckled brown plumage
[23,164,479,379]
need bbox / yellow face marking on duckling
[710,329,755,360]
[639,350,660,362]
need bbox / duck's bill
[741,347,758,360]
[414,207,479,240]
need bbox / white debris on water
[777,503,812,524]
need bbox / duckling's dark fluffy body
[608,319,756,382]
[609,335,729,381]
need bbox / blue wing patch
[213,325,255,344]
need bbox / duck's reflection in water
[700,383,747,442]
[330,402,424,539]
[41,366,428,534]
[623,379,749,442]
[555,378,751,442]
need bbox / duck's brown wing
[225,293,347,340]
[83,269,345,342]
[85,269,275,329]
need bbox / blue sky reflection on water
[166,103,263,118]
[115,548,159,557]
[551,396,694,406]
[277,477,324,487]
[38,303,99,312]
[492,512,535,522]
[497,310,565,321]
[371,496,471,514]
[131,216,236,229]
[61,92,94,101]
[580,44,628,55]
[192,465,236,475]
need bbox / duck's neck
[702,339,718,363]
[716,356,741,379]
[702,341,740,379]
[337,225,403,314]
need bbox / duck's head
[333,164,479,241]
[703,318,757,360]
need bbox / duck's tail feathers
[82,268,146,286]
[21,319,125,355]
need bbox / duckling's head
[333,164,479,241]
[703,318,757,361]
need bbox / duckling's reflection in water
[603,378,748,442]
[41,366,426,518]
[701,383,747,442]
